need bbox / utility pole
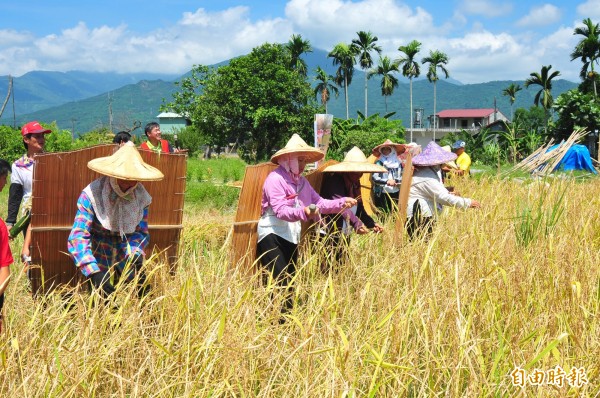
[108,92,113,133]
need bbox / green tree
[422,50,450,141]
[351,31,382,117]
[313,66,339,114]
[502,83,522,121]
[328,43,357,119]
[286,34,312,77]
[397,40,422,142]
[163,43,318,162]
[368,56,399,113]
[554,89,600,141]
[328,113,405,160]
[524,65,561,135]
[571,18,600,96]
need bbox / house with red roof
[436,108,509,130]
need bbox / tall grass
[1,175,599,396]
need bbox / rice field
[0,170,599,397]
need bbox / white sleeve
[422,180,471,209]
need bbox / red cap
[21,121,51,136]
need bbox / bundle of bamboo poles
[504,128,589,176]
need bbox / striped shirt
[67,191,149,277]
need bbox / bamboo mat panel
[359,154,379,216]
[231,162,277,273]
[30,145,187,294]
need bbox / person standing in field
[68,142,164,300]
[320,147,386,269]
[6,121,51,233]
[451,140,471,177]
[257,134,357,315]
[0,159,14,333]
[371,139,407,213]
[406,142,480,239]
[140,122,176,153]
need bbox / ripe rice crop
[0,175,598,396]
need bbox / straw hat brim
[88,145,164,181]
[271,148,324,164]
[324,161,387,173]
[412,151,457,167]
[372,142,407,156]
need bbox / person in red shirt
[140,122,175,153]
[0,159,15,333]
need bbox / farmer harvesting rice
[320,147,386,269]
[371,139,407,213]
[257,134,356,315]
[407,141,481,239]
[68,142,164,300]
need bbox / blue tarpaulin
[548,144,597,174]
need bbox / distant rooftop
[156,112,186,118]
[437,108,496,118]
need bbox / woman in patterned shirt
[67,142,164,300]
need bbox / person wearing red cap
[6,121,51,237]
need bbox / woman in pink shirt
[257,134,356,315]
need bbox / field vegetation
[0,159,598,396]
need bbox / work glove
[89,271,116,299]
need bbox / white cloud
[285,0,437,49]
[0,7,293,76]
[459,0,513,18]
[576,0,600,19]
[516,4,562,27]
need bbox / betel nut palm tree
[351,31,382,117]
[286,34,312,77]
[571,18,600,97]
[368,56,400,113]
[328,42,357,119]
[397,40,422,142]
[313,66,339,114]
[502,83,522,122]
[524,64,561,136]
[422,49,450,141]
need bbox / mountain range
[0,48,579,135]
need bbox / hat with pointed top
[271,133,324,164]
[88,142,164,181]
[323,146,387,173]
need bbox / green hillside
[3,47,578,133]
[9,80,177,135]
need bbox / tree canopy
[163,43,318,162]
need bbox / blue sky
[1,0,599,83]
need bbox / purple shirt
[261,166,348,221]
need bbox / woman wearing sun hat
[407,141,480,239]
[371,139,407,213]
[257,134,357,313]
[320,146,387,269]
[68,142,164,299]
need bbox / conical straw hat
[372,139,407,156]
[323,146,387,173]
[88,142,164,181]
[412,141,457,167]
[271,133,324,164]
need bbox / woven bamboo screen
[30,145,187,294]
[230,160,339,274]
[230,162,277,274]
